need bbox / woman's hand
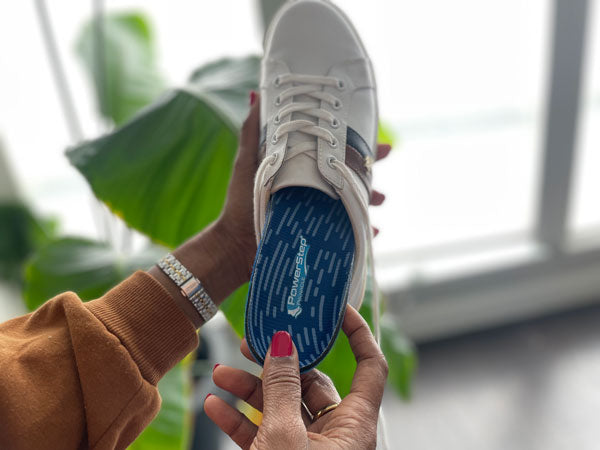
[214,92,261,279]
[205,306,388,449]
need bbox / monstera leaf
[22,237,163,310]
[67,56,260,248]
[76,12,166,126]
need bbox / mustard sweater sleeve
[0,271,198,449]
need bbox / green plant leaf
[220,283,249,336]
[187,57,263,130]
[380,316,416,400]
[0,203,55,283]
[130,361,191,450]
[67,56,260,248]
[377,122,396,146]
[76,12,166,126]
[22,237,163,311]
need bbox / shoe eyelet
[326,156,337,168]
[337,79,345,90]
[274,97,282,106]
[274,115,281,124]
[332,99,342,110]
[329,138,338,148]
[271,134,279,144]
[270,152,279,164]
[331,118,339,128]
[274,76,281,87]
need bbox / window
[341,2,551,257]
[570,3,600,237]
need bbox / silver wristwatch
[158,254,218,322]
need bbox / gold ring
[313,403,339,421]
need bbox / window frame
[386,0,599,341]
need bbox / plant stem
[33,0,84,143]
[92,0,108,122]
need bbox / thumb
[261,331,305,434]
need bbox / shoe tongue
[271,92,338,199]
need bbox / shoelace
[271,73,343,158]
[255,74,386,447]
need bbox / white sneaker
[246,0,378,371]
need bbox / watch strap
[158,254,218,323]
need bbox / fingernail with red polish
[271,331,292,357]
[204,393,212,403]
[249,90,257,106]
[378,144,392,156]
[213,363,220,373]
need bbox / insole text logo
[287,236,310,318]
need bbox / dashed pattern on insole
[245,186,355,371]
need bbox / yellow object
[238,400,263,426]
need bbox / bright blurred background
[1,0,599,449]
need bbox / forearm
[148,220,252,328]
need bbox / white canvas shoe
[246,0,379,371]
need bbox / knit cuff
[86,271,198,385]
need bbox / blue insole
[245,186,355,372]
